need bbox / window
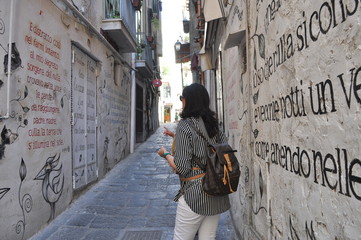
[163,83,171,98]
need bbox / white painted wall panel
[0,0,131,238]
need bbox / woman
[158,83,230,240]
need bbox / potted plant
[132,0,142,11]
[136,42,145,59]
[151,17,160,30]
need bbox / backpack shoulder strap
[185,118,209,171]
[185,118,210,144]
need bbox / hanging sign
[152,79,162,87]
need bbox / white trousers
[173,196,220,240]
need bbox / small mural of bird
[34,153,64,222]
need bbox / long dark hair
[180,83,219,138]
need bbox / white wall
[0,0,131,238]
[221,0,361,239]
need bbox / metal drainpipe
[1,0,14,120]
[130,53,136,153]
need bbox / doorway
[164,105,171,123]
[71,45,97,190]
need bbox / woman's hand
[157,146,168,158]
[158,146,177,171]
[163,127,175,138]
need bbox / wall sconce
[174,40,184,88]
[174,40,181,52]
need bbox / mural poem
[254,141,361,201]
[103,85,129,125]
[250,1,361,238]
[251,0,361,201]
[25,21,64,151]
[252,0,360,89]
[254,65,361,123]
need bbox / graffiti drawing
[60,86,71,109]
[237,165,250,205]
[115,125,128,162]
[75,169,85,183]
[0,125,19,160]
[34,153,64,222]
[288,216,316,240]
[252,168,267,215]
[0,16,5,34]
[0,187,10,199]
[3,42,22,74]
[10,85,30,114]
[253,89,259,104]
[16,158,33,240]
[252,129,259,139]
[121,70,130,95]
[305,221,316,240]
[103,137,111,174]
[263,0,282,33]
[239,110,248,121]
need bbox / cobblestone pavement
[30,123,236,240]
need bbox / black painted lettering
[296,24,305,51]
[324,153,338,190]
[349,158,361,201]
[338,0,347,22]
[338,68,354,108]
[313,150,326,186]
[286,33,294,58]
[353,67,361,105]
[336,148,351,197]
[343,148,351,197]
[345,0,358,16]
[280,145,286,168]
[274,100,280,121]
[301,90,306,116]
[291,147,301,176]
[285,146,292,171]
[268,56,274,75]
[309,79,336,115]
[330,0,338,28]
[271,143,277,164]
[302,12,309,49]
[282,34,286,64]
[254,107,259,123]
[274,44,280,68]
[255,141,269,161]
[300,149,311,178]
[310,11,320,41]
[319,2,333,34]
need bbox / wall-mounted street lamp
[174,40,184,89]
[175,40,181,51]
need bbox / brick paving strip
[30,123,235,240]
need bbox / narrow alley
[30,123,236,240]
[1,0,360,239]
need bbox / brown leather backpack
[187,119,240,196]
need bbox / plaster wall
[221,0,361,239]
[0,0,131,239]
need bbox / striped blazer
[173,117,230,216]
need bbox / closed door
[71,46,97,190]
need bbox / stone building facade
[0,0,161,239]
[188,0,361,239]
